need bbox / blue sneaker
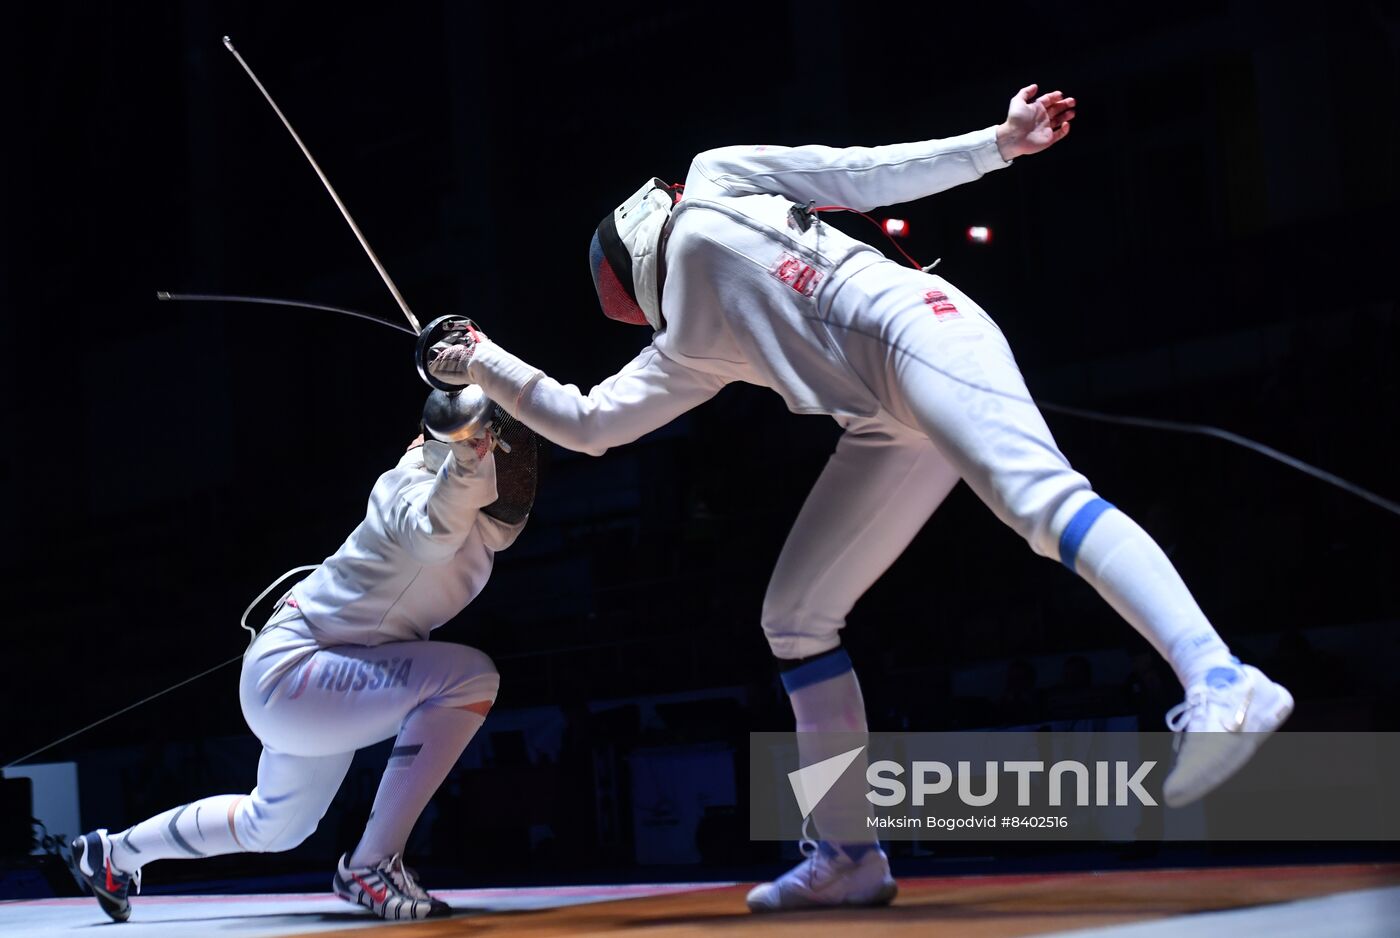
[70,829,141,922]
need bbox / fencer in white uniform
[430,85,1293,911]
[71,409,525,923]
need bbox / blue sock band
[1058,497,1115,573]
[780,647,854,694]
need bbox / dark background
[3,0,1397,892]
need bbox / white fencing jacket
[290,446,524,646]
[468,127,1011,454]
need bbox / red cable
[810,205,927,270]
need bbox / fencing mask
[421,392,538,526]
[589,177,675,330]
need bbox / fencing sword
[220,35,422,335]
[156,291,419,335]
[163,39,477,393]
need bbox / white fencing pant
[759,414,961,850]
[761,263,1089,662]
[763,260,1231,687]
[233,609,497,853]
[761,414,960,660]
[830,265,1096,560]
[108,607,497,872]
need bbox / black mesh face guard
[591,223,648,325]
[482,404,538,525]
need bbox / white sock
[789,667,867,735]
[347,702,489,868]
[783,650,877,854]
[1061,498,1236,690]
[109,795,248,873]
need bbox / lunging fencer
[70,389,536,923]
[427,83,1294,911]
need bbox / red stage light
[882,218,910,238]
[966,225,993,245]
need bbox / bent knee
[431,645,500,710]
[245,824,316,853]
[237,802,322,854]
[760,595,844,661]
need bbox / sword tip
[156,291,172,301]
[222,35,234,50]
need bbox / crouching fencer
[71,388,536,923]
[427,83,1294,911]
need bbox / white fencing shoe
[333,852,450,920]
[746,836,897,912]
[1162,663,1294,807]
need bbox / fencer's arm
[390,443,499,564]
[476,511,526,553]
[684,129,1011,211]
[685,86,1075,210]
[466,340,728,457]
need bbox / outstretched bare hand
[996,84,1076,161]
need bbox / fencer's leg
[763,418,959,850]
[107,747,354,873]
[241,621,499,864]
[749,420,957,912]
[838,272,1236,691]
[346,644,499,868]
[240,626,496,917]
[761,417,961,662]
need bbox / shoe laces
[1165,678,1249,738]
[381,854,432,901]
[795,815,843,891]
[797,814,818,860]
[1164,687,1211,733]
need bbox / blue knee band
[780,647,854,694]
[1058,497,1115,573]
